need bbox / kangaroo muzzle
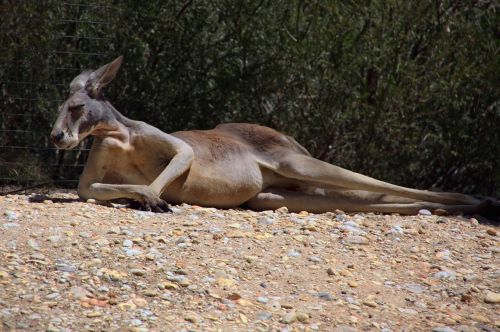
[51,130,65,144]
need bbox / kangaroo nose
[51,131,64,144]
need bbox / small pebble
[333,325,358,332]
[363,300,377,307]
[130,269,147,276]
[256,296,269,304]
[432,327,456,332]
[348,280,358,287]
[132,328,149,332]
[256,312,272,320]
[79,232,91,238]
[398,307,418,315]
[97,286,109,293]
[340,223,366,236]
[346,235,368,244]
[296,312,309,323]
[124,249,143,257]
[4,210,18,221]
[282,312,297,324]
[69,286,88,299]
[47,236,61,244]
[27,239,40,251]
[484,291,500,304]
[418,209,432,216]
[28,313,42,320]
[433,270,456,281]
[308,256,321,263]
[46,324,60,332]
[123,239,133,247]
[387,225,404,235]
[55,261,77,272]
[435,249,451,260]
[469,314,490,324]
[339,269,352,277]
[455,326,475,332]
[130,319,143,326]
[46,292,60,300]
[402,283,424,294]
[86,311,101,318]
[3,222,20,228]
[486,229,497,236]
[93,238,109,246]
[318,292,334,301]
[167,275,188,283]
[258,216,274,225]
[107,227,121,234]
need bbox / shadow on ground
[28,194,81,204]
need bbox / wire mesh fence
[0,2,112,194]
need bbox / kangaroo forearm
[149,150,193,195]
[78,183,145,201]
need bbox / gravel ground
[0,191,498,332]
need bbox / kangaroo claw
[128,198,172,213]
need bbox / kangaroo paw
[144,198,173,213]
[128,198,172,213]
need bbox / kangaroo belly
[162,158,264,207]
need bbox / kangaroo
[50,56,498,215]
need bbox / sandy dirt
[0,191,498,332]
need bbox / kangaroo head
[50,56,123,149]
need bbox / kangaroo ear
[85,56,123,98]
[69,70,92,94]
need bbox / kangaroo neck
[103,100,135,127]
[91,101,135,141]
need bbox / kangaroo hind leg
[274,154,480,206]
[245,188,485,215]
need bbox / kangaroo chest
[96,139,168,185]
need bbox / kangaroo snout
[51,130,65,144]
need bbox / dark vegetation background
[1,1,499,196]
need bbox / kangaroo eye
[68,105,84,120]
[69,104,84,111]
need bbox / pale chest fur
[97,137,169,185]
